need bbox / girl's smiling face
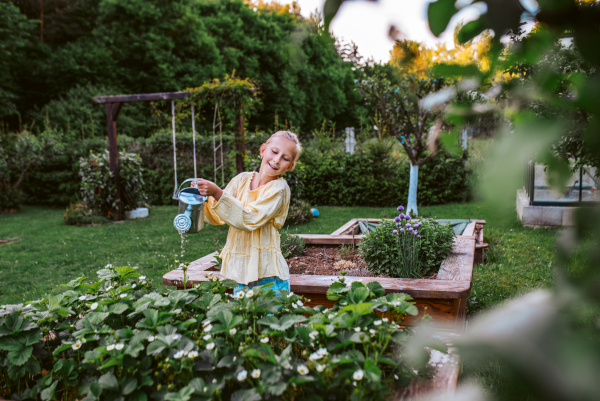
[260,136,296,177]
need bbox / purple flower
[399,228,404,233]
[396,222,401,227]
[404,215,411,220]
[416,222,421,227]
[413,230,418,235]
[392,229,398,234]
[405,223,411,228]
[397,206,404,211]
[400,213,405,219]
[408,228,413,233]
[394,216,401,222]
[417,235,421,238]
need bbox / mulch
[286,246,439,279]
[286,246,376,277]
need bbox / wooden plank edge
[330,219,358,235]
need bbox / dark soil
[286,247,376,277]
[286,246,439,279]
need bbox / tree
[354,71,447,216]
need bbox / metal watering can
[173,179,208,234]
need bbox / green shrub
[63,202,109,226]
[0,264,422,400]
[301,145,470,207]
[79,150,146,217]
[284,200,313,227]
[0,185,24,210]
[359,215,455,278]
[281,234,306,258]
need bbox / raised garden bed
[163,219,486,332]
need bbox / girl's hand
[192,178,223,200]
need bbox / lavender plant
[359,205,454,278]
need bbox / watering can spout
[173,179,208,234]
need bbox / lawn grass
[0,202,567,314]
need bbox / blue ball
[310,208,319,217]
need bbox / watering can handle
[176,178,199,198]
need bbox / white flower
[354,327,361,332]
[394,374,399,380]
[309,352,322,361]
[79,295,86,301]
[90,302,98,310]
[317,348,328,356]
[235,291,245,299]
[251,369,261,378]
[353,369,364,381]
[233,356,237,362]
[203,334,211,341]
[107,344,115,351]
[328,314,335,319]
[291,302,298,309]
[148,336,155,342]
[131,283,137,288]
[369,329,376,335]
[212,379,217,384]
[120,294,127,298]
[287,292,294,298]
[206,342,215,350]
[139,276,146,281]
[202,320,211,327]
[174,350,184,359]
[374,320,382,326]
[297,365,309,375]
[183,350,189,356]
[188,351,199,359]
[316,364,326,372]
[246,290,254,298]
[323,308,328,313]
[204,324,213,332]
[382,318,389,322]
[229,328,237,336]
[173,334,181,340]
[106,285,113,291]
[81,338,86,343]
[309,330,318,340]
[237,370,248,381]
[297,300,303,306]
[105,264,112,268]
[115,343,124,350]
[260,337,269,343]
[71,341,82,350]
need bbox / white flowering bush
[0,265,422,401]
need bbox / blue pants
[234,276,290,296]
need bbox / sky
[266,0,484,63]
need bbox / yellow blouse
[203,172,291,285]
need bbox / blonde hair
[265,130,302,164]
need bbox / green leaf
[427,0,458,37]
[364,359,382,382]
[366,282,385,298]
[97,269,118,280]
[114,266,140,279]
[231,388,261,401]
[146,341,167,356]
[109,303,129,315]
[40,381,58,401]
[121,377,138,395]
[221,279,237,289]
[457,18,487,44]
[98,372,119,391]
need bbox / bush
[281,234,306,258]
[284,200,313,227]
[359,215,455,278]
[79,150,146,217]
[0,264,423,400]
[63,202,109,226]
[301,144,471,207]
[0,185,24,210]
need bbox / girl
[192,131,302,295]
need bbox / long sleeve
[212,185,289,231]
[203,173,244,225]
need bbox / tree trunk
[407,162,418,216]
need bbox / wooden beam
[94,92,189,104]
[106,102,123,220]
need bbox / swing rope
[212,101,224,187]
[171,100,178,199]
[191,102,197,178]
